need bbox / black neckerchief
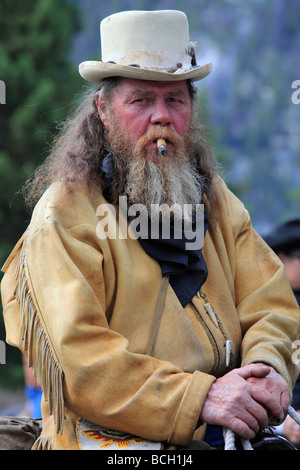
[101,153,208,307]
[294,290,300,306]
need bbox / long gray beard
[125,156,205,223]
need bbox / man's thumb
[238,363,271,380]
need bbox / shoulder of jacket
[29,183,105,233]
[210,176,251,241]
[2,184,106,273]
[213,176,248,216]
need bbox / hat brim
[79,61,212,83]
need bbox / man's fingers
[245,400,269,431]
[225,401,269,440]
[249,384,285,421]
[246,365,290,422]
[280,389,290,411]
[237,363,271,380]
[225,417,256,440]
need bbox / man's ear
[95,92,108,127]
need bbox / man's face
[95,77,204,219]
[97,78,192,152]
[278,250,300,290]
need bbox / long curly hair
[23,78,218,212]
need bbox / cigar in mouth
[157,138,168,155]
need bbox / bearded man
[1,10,299,451]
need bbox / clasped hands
[200,363,290,439]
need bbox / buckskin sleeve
[1,210,215,446]
[227,191,300,392]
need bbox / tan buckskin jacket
[1,177,300,450]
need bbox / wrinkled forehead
[118,77,190,92]
[98,77,194,100]
[117,77,192,100]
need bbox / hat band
[102,50,192,71]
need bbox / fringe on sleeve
[14,242,65,437]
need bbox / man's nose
[150,101,172,126]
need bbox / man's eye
[132,98,147,104]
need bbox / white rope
[223,427,236,450]
[287,405,300,425]
[223,428,253,450]
[241,438,254,450]
[223,406,300,450]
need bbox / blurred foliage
[0,0,83,389]
[192,0,300,230]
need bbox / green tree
[0,0,83,388]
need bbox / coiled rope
[223,406,300,450]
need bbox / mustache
[135,126,185,153]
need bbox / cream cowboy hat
[79,10,212,83]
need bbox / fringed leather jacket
[1,177,299,450]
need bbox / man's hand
[199,363,289,440]
[245,362,290,425]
